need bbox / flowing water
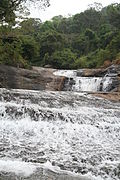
[0,88,120,180]
[53,70,114,92]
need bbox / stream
[0,87,120,180]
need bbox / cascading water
[54,70,114,92]
[0,88,120,180]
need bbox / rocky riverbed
[0,65,120,179]
[0,65,65,91]
[0,64,119,94]
[92,92,120,102]
[0,89,120,180]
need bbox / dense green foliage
[0,2,120,69]
[0,0,50,25]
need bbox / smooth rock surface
[0,65,65,91]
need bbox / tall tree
[106,3,120,29]
[0,0,50,24]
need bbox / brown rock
[0,65,64,91]
[77,68,107,77]
[92,92,120,102]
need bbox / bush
[0,38,29,68]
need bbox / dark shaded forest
[0,1,120,69]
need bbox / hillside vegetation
[0,2,120,69]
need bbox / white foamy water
[0,89,120,180]
[54,70,113,92]
[0,160,102,180]
[54,69,77,77]
[0,160,37,176]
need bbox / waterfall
[72,77,113,92]
[54,70,113,92]
[0,88,120,180]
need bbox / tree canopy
[0,2,120,69]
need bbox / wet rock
[73,157,78,162]
[77,65,120,78]
[0,64,119,93]
[0,147,5,152]
[58,164,66,170]
[27,158,47,164]
[76,68,107,77]
[0,89,120,179]
[37,158,47,164]
[0,65,64,91]
[37,151,45,156]
[92,92,120,102]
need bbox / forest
[0,1,120,69]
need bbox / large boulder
[0,65,65,91]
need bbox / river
[0,88,120,180]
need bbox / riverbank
[0,65,119,99]
[0,65,64,91]
[92,92,120,102]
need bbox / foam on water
[0,160,37,176]
[54,70,77,77]
[54,70,113,92]
[0,89,120,179]
[0,159,103,180]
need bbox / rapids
[0,88,120,180]
[53,70,114,92]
